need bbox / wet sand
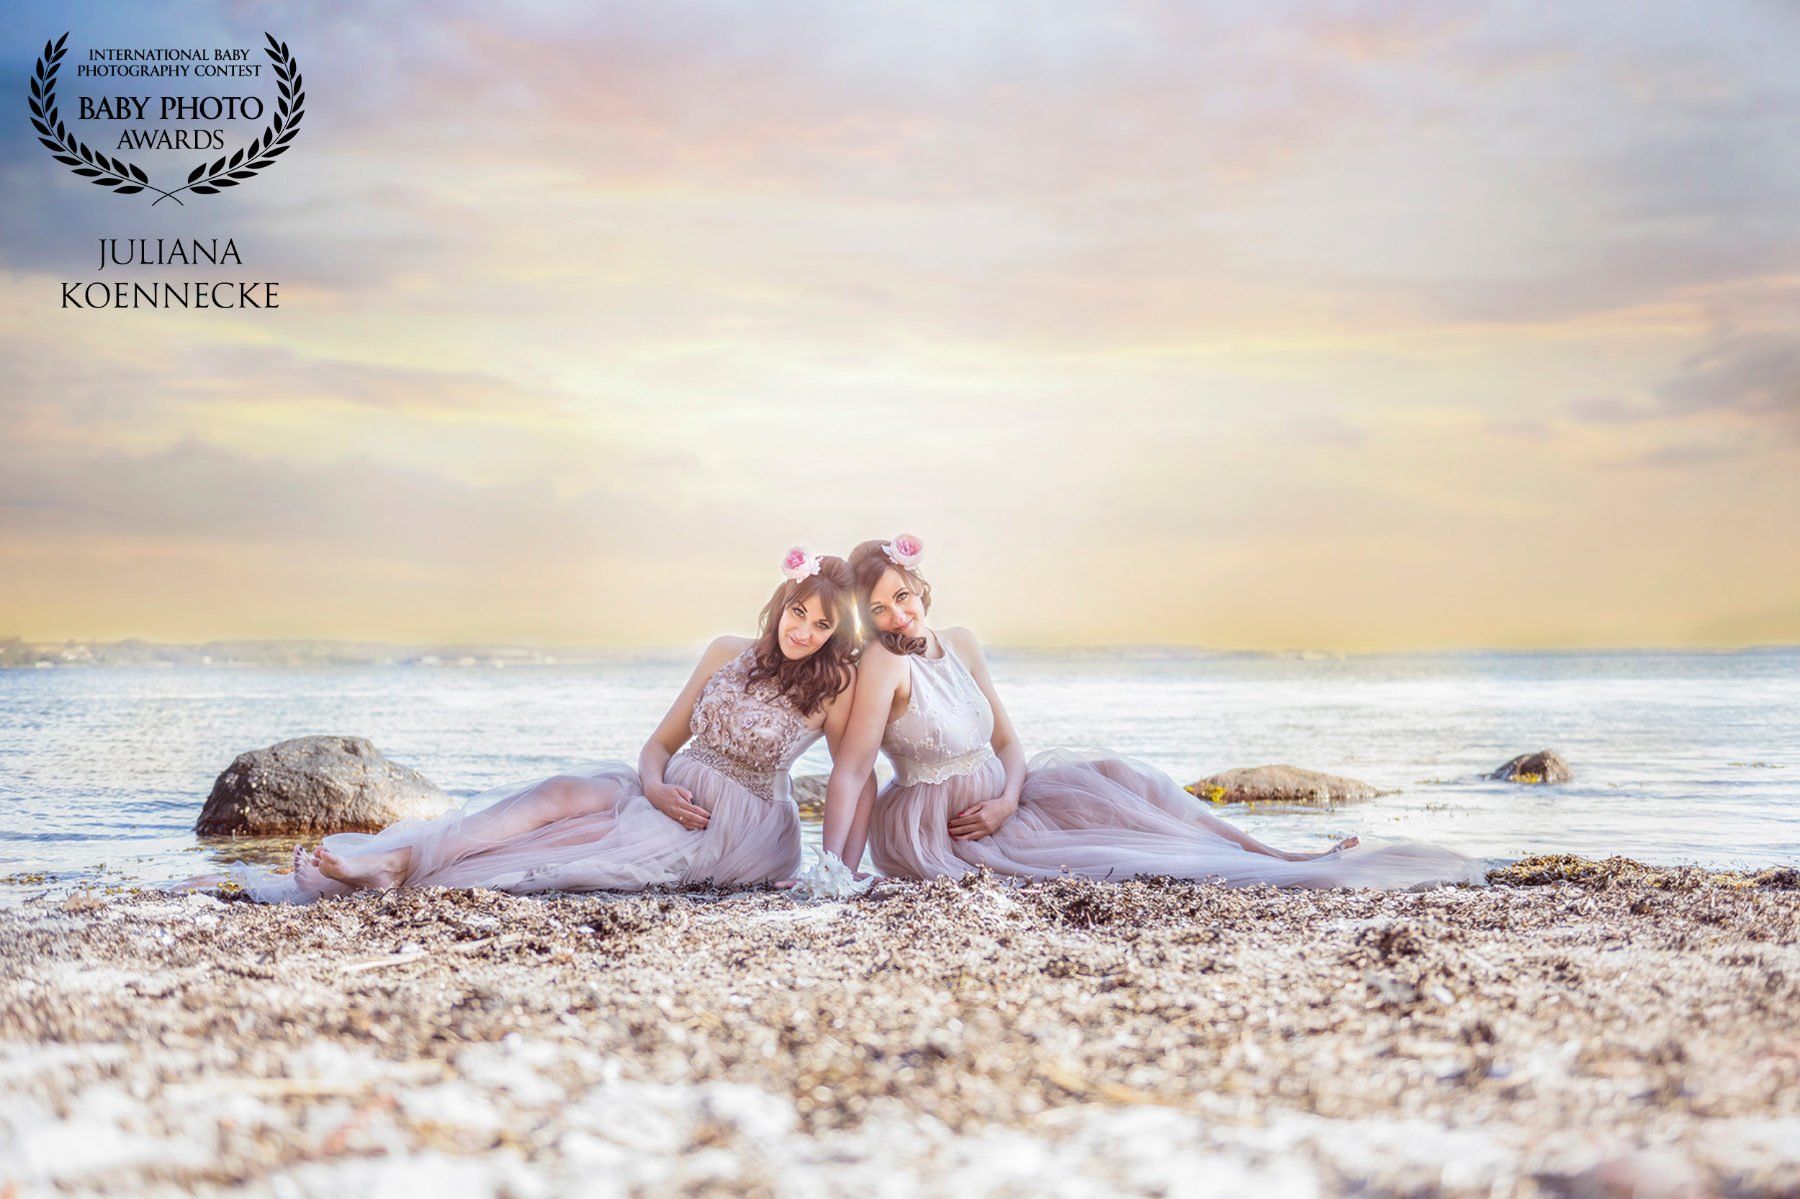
[2,858,1797,1197]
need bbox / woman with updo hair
[821,535,1482,889]
[203,549,873,902]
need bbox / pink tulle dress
[220,648,808,903]
[866,640,1485,889]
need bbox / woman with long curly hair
[212,549,868,902]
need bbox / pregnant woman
[820,536,1483,889]
[207,549,868,903]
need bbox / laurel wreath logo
[26,33,153,199]
[26,31,305,207]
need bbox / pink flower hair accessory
[781,545,822,582]
[882,534,923,569]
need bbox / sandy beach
[2,858,1797,1197]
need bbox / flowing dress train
[209,648,809,902]
[866,641,1484,889]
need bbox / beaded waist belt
[889,745,996,787]
[677,744,781,804]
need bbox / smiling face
[776,591,838,660]
[864,567,928,639]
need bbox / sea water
[1,647,1794,900]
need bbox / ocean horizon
[2,645,1795,899]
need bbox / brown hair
[746,554,857,716]
[847,539,932,656]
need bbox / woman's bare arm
[822,645,903,861]
[637,636,746,829]
[821,673,881,870]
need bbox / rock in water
[1490,749,1573,784]
[1185,764,1386,806]
[196,735,452,835]
[791,773,828,820]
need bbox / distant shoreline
[3,635,1797,670]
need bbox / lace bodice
[882,638,996,785]
[677,647,819,803]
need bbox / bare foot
[1283,835,1360,862]
[292,844,350,898]
[316,845,411,890]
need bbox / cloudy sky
[1,1,1796,649]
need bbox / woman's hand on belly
[646,780,710,830]
[948,793,1018,840]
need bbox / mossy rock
[197,735,452,836]
[1490,750,1573,784]
[791,773,828,821]
[1185,764,1387,808]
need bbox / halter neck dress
[213,648,809,902]
[867,637,1484,888]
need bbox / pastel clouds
[0,0,1795,648]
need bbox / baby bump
[666,754,801,884]
[869,755,1006,880]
